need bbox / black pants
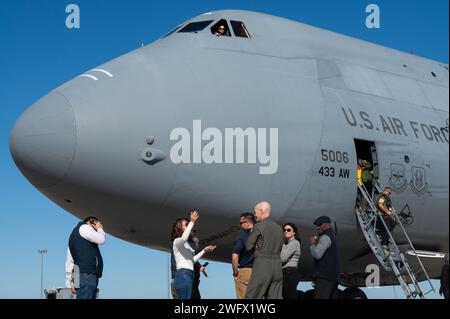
[377,215,396,246]
[192,276,201,299]
[314,278,338,299]
[282,267,299,299]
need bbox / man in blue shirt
[232,212,255,299]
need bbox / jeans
[77,273,98,299]
[174,269,194,299]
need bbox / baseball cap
[313,216,331,226]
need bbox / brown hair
[170,218,188,241]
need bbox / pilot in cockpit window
[211,20,231,37]
[214,25,226,36]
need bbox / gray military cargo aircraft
[9,10,448,297]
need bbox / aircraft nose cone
[9,92,76,188]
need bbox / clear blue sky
[0,0,447,299]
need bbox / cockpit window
[230,21,251,38]
[178,20,214,33]
[211,19,231,37]
[162,25,183,38]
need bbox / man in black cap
[309,216,340,299]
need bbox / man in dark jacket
[245,201,284,299]
[310,216,340,299]
[66,216,106,299]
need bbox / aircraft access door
[354,139,378,200]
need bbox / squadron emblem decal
[389,164,408,194]
[410,166,429,197]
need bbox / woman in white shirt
[171,211,216,299]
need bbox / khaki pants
[235,268,253,299]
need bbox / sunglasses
[284,229,293,232]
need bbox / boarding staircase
[355,182,435,299]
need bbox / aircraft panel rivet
[146,136,155,145]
